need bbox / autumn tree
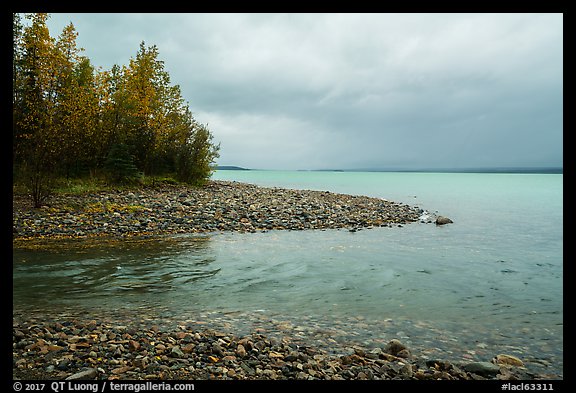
[109,41,220,183]
[96,64,128,174]
[52,23,101,177]
[119,42,166,174]
[176,120,220,185]
[13,13,24,161]
[14,13,62,207]
[13,13,220,200]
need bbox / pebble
[13,314,551,381]
[13,181,430,241]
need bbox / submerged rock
[384,339,410,358]
[462,361,500,377]
[12,314,555,381]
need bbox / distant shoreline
[218,167,563,174]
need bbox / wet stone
[462,361,501,377]
[494,354,525,367]
[12,292,561,380]
[65,368,98,380]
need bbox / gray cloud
[46,13,563,170]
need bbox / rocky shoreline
[13,180,430,241]
[13,314,540,381]
[15,181,555,382]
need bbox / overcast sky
[45,13,563,170]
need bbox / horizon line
[216,165,563,174]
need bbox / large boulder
[435,216,453,225]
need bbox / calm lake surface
[13,171,563,377]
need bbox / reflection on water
[13,228,563,378]
[13,229,563,329]
[13,235,218,306]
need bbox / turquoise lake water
[13,170,563,377]
[210,170,563,324]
